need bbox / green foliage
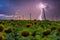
[0,20,60,40]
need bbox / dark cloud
[0,0,60,20]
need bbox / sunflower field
[0,20,60,40]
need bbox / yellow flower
[56,28,60,36]
[20,31,30,37]
[0,24,5,32]
[33,19,37,21]
[57,28,60,33]
[32,21,38,25]
[26,24,32,28]
[4,27,15,33]
[0,35,5,40]
[51,27,56,31]
[42,30,51,37]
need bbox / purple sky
[0,0,60,20]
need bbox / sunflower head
[42,30,51,37]
[51,27,56,31]
[32,21,38,25]
[20,31,30,37]
[57,28,60,33]
[10,27,15,31]
[4,28,14,33]
[0,25,4,32]
[56,28,60,36]
[0,35,5,40]
[26,24,32,28]
[33,19,37,21]
[0,21,5,24]
[48,22,52,25]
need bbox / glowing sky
[0,0,60,20]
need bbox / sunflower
[10,27,15,31]
[56,28,60,35]
[51,27,56,31]
[0,35,5,40]
[32,21,38,25]
[48,22,52,25]
[20,31,30,37]
[0,21,5,25]
[4,27,15,33]
[0,25,4,32]
[57,28,60,33]
[26,24,32,28]
[42,30,51,37]
[33,19,37,21]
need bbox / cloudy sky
[0,0,60,20]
